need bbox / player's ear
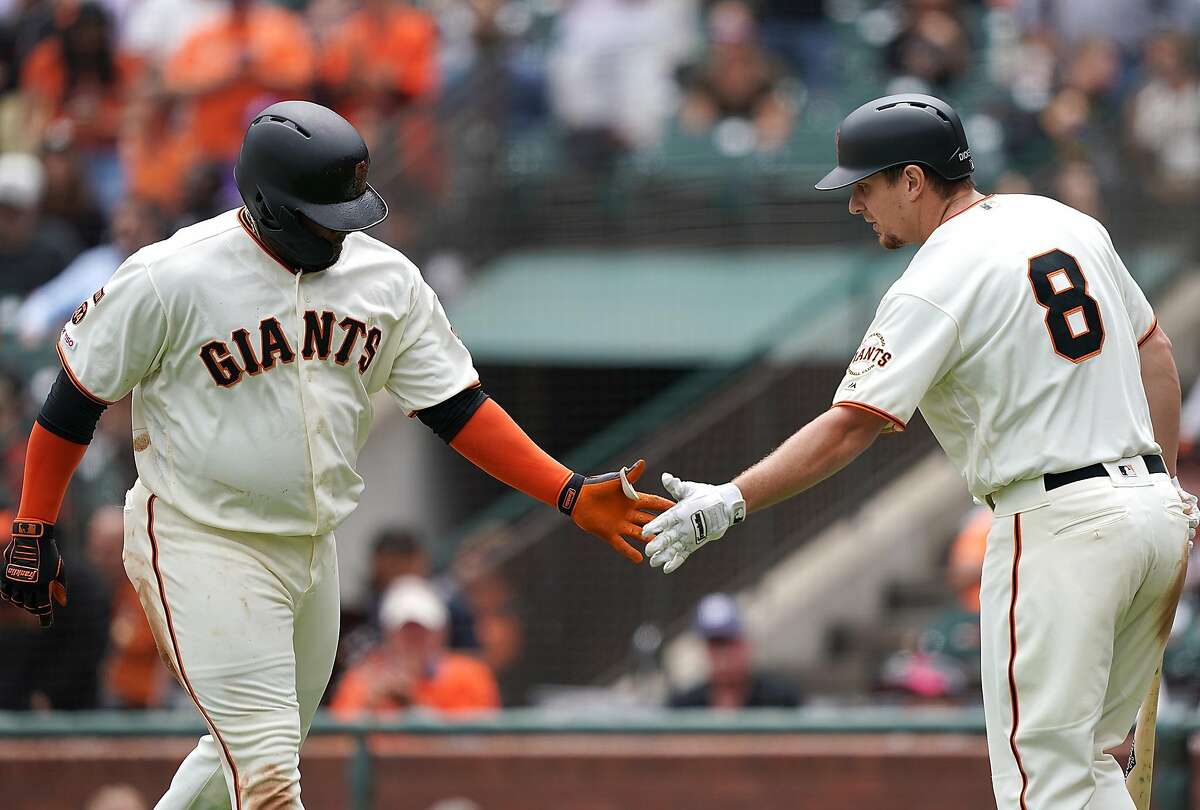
[905,165,924,199]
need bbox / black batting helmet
[815,94,973,191]
[235,100,388,270]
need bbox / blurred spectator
[40,122,107,247]
[118,82,201,214]
[1037,38,1124,185]
[1016,0,1158,56]
[0,2,53,154]
[336,526,479,688]
[547,0,694,173]
[0,152,82,300]
[162,0,315,164]
[1051,158,1104,220]
[677,0,794,154]
[86,505,171,708]
[84,784,148,810]
[19,2,136,206]
[668,593,800,709]
[883,0,971,94]
[121,0,223,68]
[452,540,523,690]
[756,0,831,89]
[318,0,444,212]
[1128,31,1200,203]
[18,196,167,344]
[878,508,987,704]
[317,0,438,126]
[0,371,27,509]
[1163,542,1200,707]
[331,576,500,716]
[1180,376,1200,461]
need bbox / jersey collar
[238,207,300,276]
[937,193,996,230]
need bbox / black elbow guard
[417,387,489,443]
[37,369,107,444]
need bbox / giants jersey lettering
[58,209,477,535]
[833,194,1159,501]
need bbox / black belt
[1043,455,1166,492]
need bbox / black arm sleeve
[416,386,489,443]
[37,369,107,445]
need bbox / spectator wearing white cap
[0,152,81,300]
[667,593,800,709]
[330,577,500,717]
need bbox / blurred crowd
[0,0,1199,714]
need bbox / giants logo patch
[354,160,368,195]
[71,301,88,324]
[847,332,893,377]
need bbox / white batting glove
[643,473,746,574]
[1173,477,1199,544]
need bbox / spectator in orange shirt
[20,3,136,152]
[86,506,171,708]
[163,0,315,163]
[20,2,137,209]
[119,82,200,214]
[331,576,500,717]
[317,0,437,126]
[947,506,990,614]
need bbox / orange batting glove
[558,459,675,563]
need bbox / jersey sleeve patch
[846,332,894,378]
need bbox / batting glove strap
[5,520,47,584]
[557,473,588,515]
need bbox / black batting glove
[1,520,68,628]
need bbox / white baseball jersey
[832,194,1159,501]
[57,208,477,535]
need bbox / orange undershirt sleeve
[16,423,89,523]
[449,399,572,507]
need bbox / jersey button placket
[295,273,322,532]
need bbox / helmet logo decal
[354,160,368,195]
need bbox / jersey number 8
[1027,249,1104,363]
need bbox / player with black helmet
[1,100,672,808]
[643,93,1197,809]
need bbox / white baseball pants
[122,479,340,810]
[981,458,1190,810]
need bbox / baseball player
[0,100,672,809]
[643,94,1199,810]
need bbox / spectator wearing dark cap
[0,152,82,301]
[667,593,801,709]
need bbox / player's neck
[920,188,987,243]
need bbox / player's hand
[643,474,746,574]
[1173,477,1198,544]
[559,459,675,563]
[1,520,68,628]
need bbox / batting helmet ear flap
[252,188,282,231]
